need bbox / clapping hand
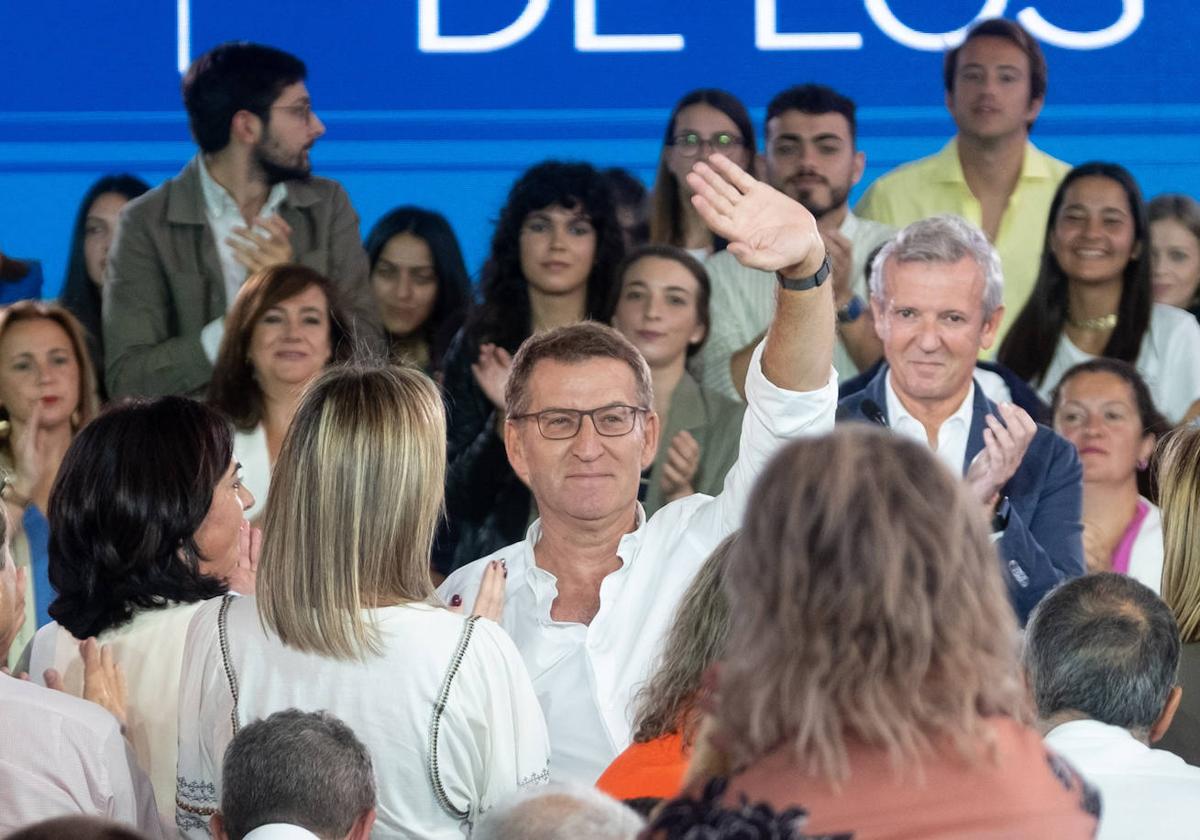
[227,215,295,274]
[686,154,824,279]
[472,343,514,412]
[660,430,701,502]
[965,402,1037,510]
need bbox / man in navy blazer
[837,214,1084,623]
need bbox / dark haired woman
[437,161,624,571]
[58,174,150,394]
[998,162,1200,424]
[1052,359,1170,590]
[208,264,353,512]
[28,397,256,818]
[650,89,755,260]
[364,206,471,376]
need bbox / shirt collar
[935,138,1053,184]
[197,154,288,219]
[884,368,975,440]
[242,824,322,840]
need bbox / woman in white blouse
[176,363,550,840]
[1052,358,1170,590]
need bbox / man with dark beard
[103,42,380,397]
[699,85,893,401]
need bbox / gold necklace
[1067,312,1119,330]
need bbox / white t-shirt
[1035,303,1200,423]
[175,599,550,840]
[1045,719,1200,840]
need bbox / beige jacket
[103,157,380,397]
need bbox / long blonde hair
[718,427,1026,782]
[257,363,445,659]
[1158,426,1200,643]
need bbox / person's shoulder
[287,174,353,207]
[438,543,527,597]
[0,672,123,741]
[1026,142,1073,179]
[863,148,949,190]
[705,249,773,284]
[1150,302,1200,336]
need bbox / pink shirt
[1111,499,1151,576]
[0,673,162,837]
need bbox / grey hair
[220,709,376,840]
[1024,573,1181,737]
[869,214,1004,319]
[474,783,644,840]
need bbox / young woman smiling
[999,162,1200,424]
[608,245,743,515]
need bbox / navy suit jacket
[837,365,1085,624]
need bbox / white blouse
[175,598,549,839]
[232,424,272,515]
[29,602,204,821]
[1036,303,1200,424]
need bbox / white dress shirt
[885,372,975,475]
[1045,719,1200,840]
[0,672,162,838]
[438,343,838,783]
[196,157,287,362]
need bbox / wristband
[776,254,831,292]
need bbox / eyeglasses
[272,102,317,123]
[669,132,745,158]
[512,404,648,440]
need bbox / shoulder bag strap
[217,593,241,736]
[428,614,481,822]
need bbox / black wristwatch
[991,495,1012,534]
[776,254,831,292]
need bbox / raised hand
[7,400,46,509]
[686,153,824,278]
[965,402,1038,510]
[227,214,295,274]
[660,430,701,502]
[472,343,514,411]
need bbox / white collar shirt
[438,342,838,784]
[1045,719,1200,840]
[197,155,287,312]
[885,369,975,475]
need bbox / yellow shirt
[856,139,1071,345]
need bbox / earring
[1137,458,1149,471]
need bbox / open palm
[686,154,823,275]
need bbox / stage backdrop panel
[2,0,1198,294]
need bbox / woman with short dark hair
[28,397,256,819]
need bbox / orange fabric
[596,732,690,800]
[719,717,1099,840]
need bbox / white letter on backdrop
[865,0,1008,51]
[418,0,550,53]
[1017,0,1143,50]
[576,0,684,51]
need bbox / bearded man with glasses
[440,153,839,785]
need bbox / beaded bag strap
[217,594,241,736]
[428,614,480,822]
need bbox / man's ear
[1150,685,1183,743]
[505,419,530,486]
[641,411,661,471]
[210,813,229,840]
[229,109,263,147]
[850,149,866,187]
[348,807,377,840]
[979,304,1006,352]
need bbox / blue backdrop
[2,0,1198,295]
